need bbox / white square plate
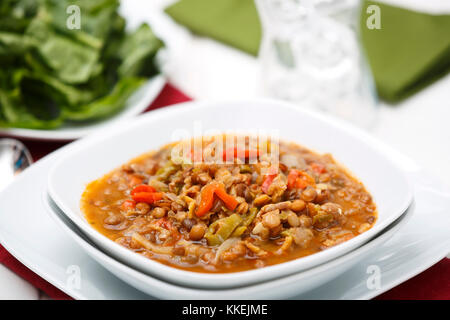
[44,192,412,299]
[47,99,413,288]
[0,128,448,299]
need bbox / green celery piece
[156,160,178,181]
[241,207,258,227]
[205,214,243,246]
[230,207,257,238]
[62,77,145,121]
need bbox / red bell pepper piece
[261,166,278,194]
[132,192,163,204]
[287,169,316,190]
[195,182,238,217]
[222,147,260,161]
[214,184,238,211]
[311,162,327,174]
[131,184,156,195]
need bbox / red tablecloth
[0,83,448,300]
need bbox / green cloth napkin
[361,1,450,102]
[165,0,261,55]
[166,0,450,102]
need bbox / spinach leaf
[63,77,145,121]
[26,19,100,84]
[118,24,164,78]
[0,0,163,130]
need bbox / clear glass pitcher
[255,0,378,129]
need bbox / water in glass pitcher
[256,0,378,129]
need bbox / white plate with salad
[0,75,165,141]
[0,0,166,141]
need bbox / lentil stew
[81,135,377,273]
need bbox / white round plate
[0,75,165,141]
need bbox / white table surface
[1,0,448,300]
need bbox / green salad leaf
[63,77,146,121]
[0,0,164,130]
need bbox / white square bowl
[47,99,413,289]
[44,192,413,299]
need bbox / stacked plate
[40,100,417,298]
